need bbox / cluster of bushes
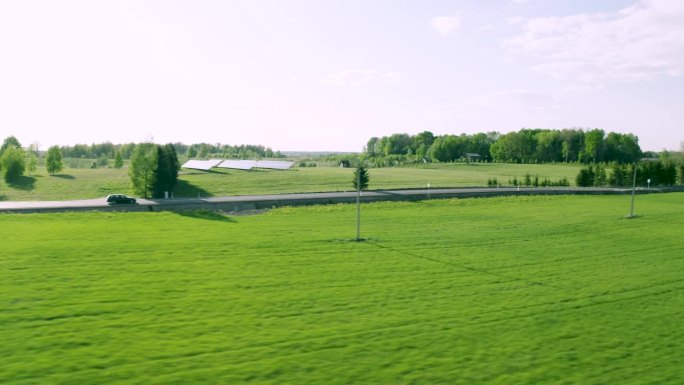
[575,161,683,187]
[364,154,428,168]
[0,136,64,182]
[297,162,317,168]
[486,174,570,187]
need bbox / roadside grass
[178,162,581,198]
[0,167,131,201]
[0,162,582,201]
[1,193,683,384]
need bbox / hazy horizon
[2,0,683,153]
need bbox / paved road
[0,186,644,214]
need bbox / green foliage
[581,129,605,163]
[608,163,630,187]
[152,144,180,198]
[1,194,684,384]
[637,160,678,186]
[114,151,124,168]
[0,135,22,156]
[352,166,369,190]
[524,173,532,186]
[97,155,109,167]
[576,166,595,187]
[57,141,283,162]
[580,161,677,187]
[490,130,537,163]
[128,143,157,198]
[0,145,25,182]
[593,163,607,187]
[575,163,609,187]
[25,152,38,175]
[604,132,641,163]
[0,163,583,201]
[368,128,642,165]
[45,146,64,175]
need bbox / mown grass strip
[1,193,683,384]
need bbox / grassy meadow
[0,162,582,201]
[2,193,683,384]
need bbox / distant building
[465,153,481,162]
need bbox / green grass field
[2,193,683,384]
[0,162,581,201]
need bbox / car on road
[106,194,137,204]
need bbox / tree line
[0,136,180,198]
[576,161,684,187]
[59,142,283,161]
[1,135,295,198]
[365,128,643,164]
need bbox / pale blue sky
[1,0,682,152]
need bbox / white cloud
[504,0,684,84]
[321,69,400,87]
[430,15,461,35]
[460,90,559,112]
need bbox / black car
[106,194,137,204]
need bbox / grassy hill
[0,162,582,201]
[2,193,683,384]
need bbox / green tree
[576,166,595,187]
[412,131,435,158]
[490,130,537,163]
[129,143,157,198]
[560,129,584,162]
[365,137,380,157]
[1,146,26,182]
[45,146,64,175]
[581,129,605,163]
[0,136,22,156]
[535,130,563,162]
[593,163,607,187]
[604,133,641,163]
[186,146,198,158]
[352,166,369,191]
[353,166,369,241]
[152,144,180,198]
[608,163,628,187]
[114,150,124,168]
[26,152,38,175]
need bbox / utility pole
[628,161,637,218]
[356,171,361,241]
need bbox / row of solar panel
[181,159,294,171]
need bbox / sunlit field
[2,193,683,384]
[0,162,582,201]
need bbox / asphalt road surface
[0,187,644,214]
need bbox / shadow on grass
[0,194,6,201]
[176,210,235,222]
[8,176,36,191]
[173,179,214,198]
[51,174,75,179]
